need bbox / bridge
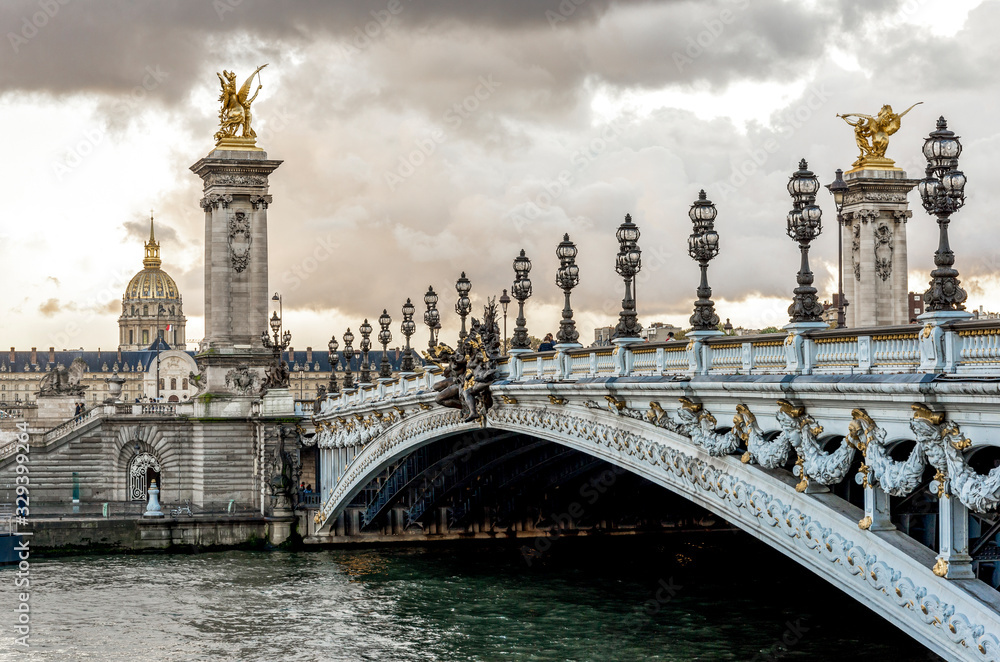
[305,321,1000,661]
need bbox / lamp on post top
[786,159,825,324]
[378,309,393,379]
[341,328,355,390]
[423,286,441,350]
[455,272,472,341]
[613,213,642,340]
[555,234,580,346]
[499,289,511,355]
[400,298,417,373]
[510,250,533,351]
[687,191,721,331]
[919,117,968,314]
[825,168,849,328]
[358,319,373,384]
[327,334,339,395]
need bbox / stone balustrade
[315,320,1000,416]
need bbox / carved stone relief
[874,224,893,282]
[228,210,252,273]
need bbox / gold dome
[124,215,181,301]
[125,268,180,301]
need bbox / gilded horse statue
[837,102,922,168]
[214,64,268,143]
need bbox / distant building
[973,305,1000,320]
[641,322,682,342]
[908,291,926,323]
[594,326,614,346]
[118,217,187,351]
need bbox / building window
[170,378,176,390]
[172,330,177,345]
[143,305,148,316]
[182,378,188,390]
[129,330,134,344]
[158,378,164,390]
[142,330,149,344]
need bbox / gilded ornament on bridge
[213,64,268,149]
[424,298,502,424]
[837,102,922,170]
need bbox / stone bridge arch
[315,403,1000,661]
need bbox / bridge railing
[312,320,1000,414]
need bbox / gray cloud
[5,0,999,347]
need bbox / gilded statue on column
[214,64,268,146]
[837,102,922,170]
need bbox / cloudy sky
[0,0,997,351]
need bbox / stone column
[841,168,917,328]
[843,215,857,328]
[891,210,911,323]
[190,146,282,392]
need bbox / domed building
[118,216,187,351]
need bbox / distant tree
[760,326,782,334]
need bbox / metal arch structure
[310,367,1000,661]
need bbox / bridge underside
[349,428,727,538]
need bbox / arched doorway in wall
[168,395,179,403]
[127,452,161,501]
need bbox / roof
[0,349,192,374]
[0,348,423,374]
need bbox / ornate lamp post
[613,213,643,339]
[688,191,721,330]
[378,309,393,379]
[358,319,373,384]
[499,289,511,354]
[555,234,580,346]
[826,169,849,328]
[260,306,292,383]
[455,272,472,341]
[327,335,339,395]
[510,250,532,351]
[918,117,968,313]
[423,286,440,350]
[400,298,417,373]
[786,159,825,324]
[341,328,355,390]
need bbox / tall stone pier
[190,144,282,391]
[841,167,917,327]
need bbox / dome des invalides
[118,215,187,351]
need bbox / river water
[0,534,941,661]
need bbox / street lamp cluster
[309,116,970,396]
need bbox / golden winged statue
[214,64,268,144]
[837,102,922,169]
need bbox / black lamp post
[400,298,416,372]
[613,213,643,339]
[342,328,355,390]
[155,303,166,400]
[261,300,292,382]
[378,309,393,379]
[918,117,968,312]
[359,319,373,384]
[826,168,849,328]
[786,159,825,324]
[499,289,511,354]
[455,272,472,341]
[327,335,339,394]
[423,286,440,350]
[555,234,580,345]
[688,191,721,330]
[511,250,533,350]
